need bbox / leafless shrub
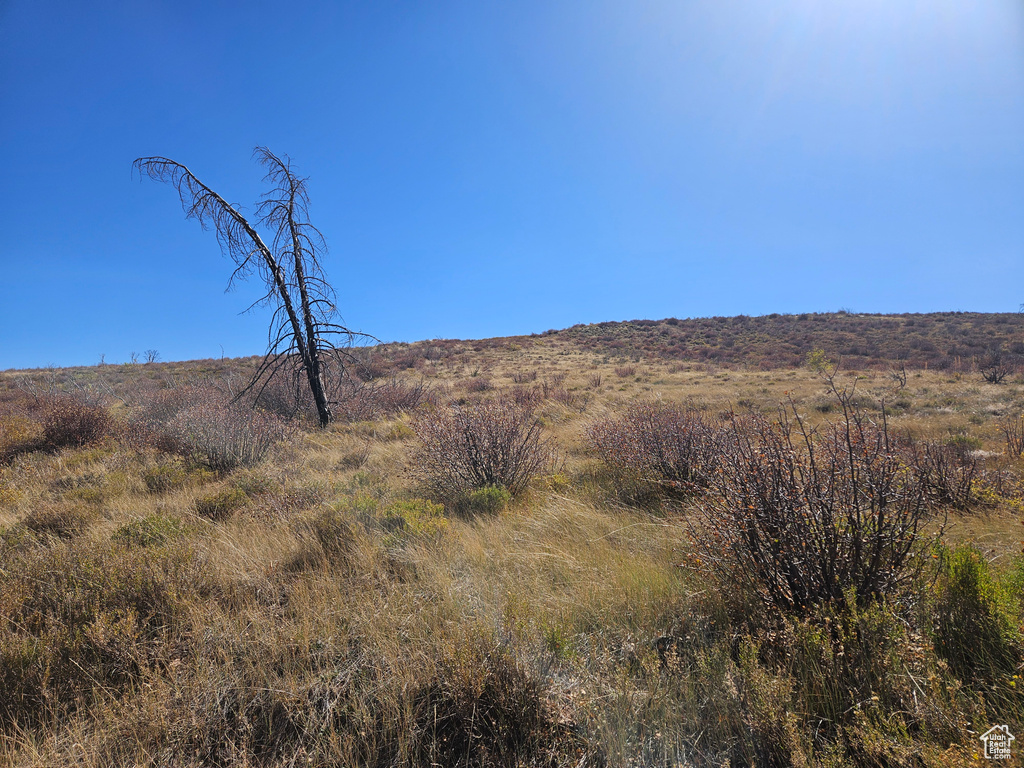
[614,365,636,378]
[587,373,603,389]
[168,404,284,471]
[510,385,542,411]
[40,395,114,451]
[588,401,723,490]
[140,388,286,471]
[251,368,428,424]
[366,376,428,415]
[511,369,537,384]
[333,377,428,422]
[465,377,492,393]
[252,370,316,422]
[351,351,395,382]
[411,397,553,503]
[888,361,908,390]
[691,404,932,615]
[903,440,978,510]
[999,415,1024,457]
[981,352,1014,384]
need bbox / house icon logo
[981,725,1014,760]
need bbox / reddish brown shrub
[511,369,538,384]
[139,386,286,470]
[464,377,492,393]
[692,406,932,614]
[999,415,1024,457]
[333,377,429,422]
[412,397,553,503]
[588,401,723,490]
[40,395,113,451]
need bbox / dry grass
[1,323,1023,766]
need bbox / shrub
[1000,415,1024,457]
[412,398,553,504]
[931,545,1022,686]
[691,405,932,614]
[0,537,212,727]
[112,514,187,548]
[166,401,285,471]
[588,401,723,491]
[40,395,113,451]
[465,376,492,393]
[902,440,978,510]
[331,376,429,422]
[195,487,249,520]
[462,486,511,515]
[142,462,192,493]
[379,498,449,544]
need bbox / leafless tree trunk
[134,148,366,427]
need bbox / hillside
[1,313,1024,766]
[545,311,1024,370]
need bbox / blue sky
[1,1,1022,369]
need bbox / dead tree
[134,148,366,427]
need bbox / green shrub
[112,515,187,548]
[143,462,191,493]
[379,498,448,544]
[932,545,1023,687]
[195,487,249,520]
[945,433,982,456]
[461,486,510,515]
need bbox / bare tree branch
[134,149,375,426]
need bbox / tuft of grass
[195,487,249,520]
[112,514,188,548]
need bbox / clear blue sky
[2,1,1022,369]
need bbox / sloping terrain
[1,313,1023,766]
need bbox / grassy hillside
[1,314,1023,766]
[546,311,1024,370]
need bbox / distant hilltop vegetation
[375,311,1024,374]
[537,311,1024,371]
[5,312,1022,377]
